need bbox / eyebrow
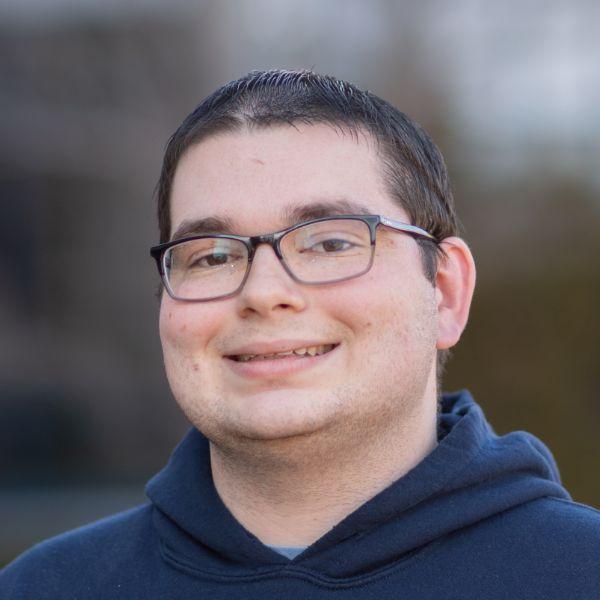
[283,199,373,224]
[170,199,373,241]
[171,215,236,241]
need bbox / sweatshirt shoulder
[436,497,600,598]
[0,503,154,600]
[481,496,600,577]
[492,496,600,549]
[522,496,600,535]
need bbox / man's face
[160,124,439,456]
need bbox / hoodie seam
[158,536,444,589]
[544,497,600,517]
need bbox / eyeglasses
[150,214,437,302]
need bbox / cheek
[319,265,437,350]
[158,298,221,357]
[315,267,404,328]
[159,299,230,406]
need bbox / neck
[210,393,438,547]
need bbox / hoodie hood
[145,390,570,582]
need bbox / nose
[235,244,307,318]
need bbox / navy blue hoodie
[2,391,600,598]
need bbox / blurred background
[1,0,599,566]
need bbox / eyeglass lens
[163,218,373,300]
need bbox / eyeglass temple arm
[379,216,436,241]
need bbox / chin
[202,404,334,453]
[177,387,344,453]
[226,411,329,444]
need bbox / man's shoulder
[528,497,600,563]
[506,495,600,537]
[463,496,600,572]
[435,497,600,598]
[1,503,154,599]
[472,495,600,547]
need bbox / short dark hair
[156,69,461,379]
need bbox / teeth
[237,354,254,362]
[233,344,335,362]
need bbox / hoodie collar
[146,391,569,580]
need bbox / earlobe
[434,237,476,350]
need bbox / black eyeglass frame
[150,214,438,302]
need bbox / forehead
[169,124,407,238]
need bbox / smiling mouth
[227,344,338,363]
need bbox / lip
[223,339,338,357]
[223,341,340,380]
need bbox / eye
[310,238,355,253]
[189,252,241,268]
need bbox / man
[2,69,599,598]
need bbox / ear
[434,237,476,350]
